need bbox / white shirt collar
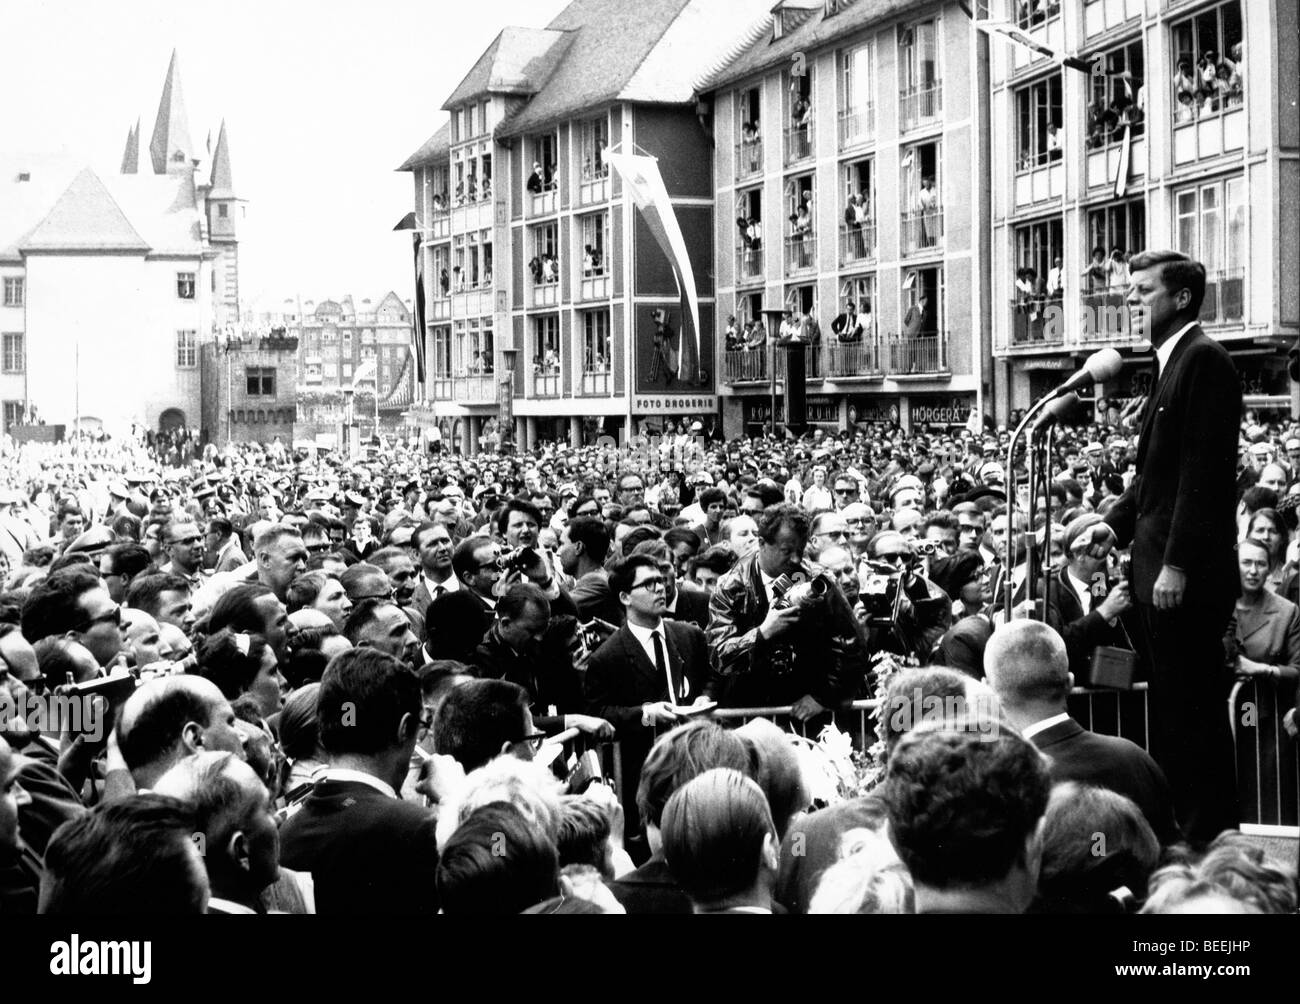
[424,571,457,593]
[207,896,258,915]
[1065,569,1093,611]
[1155,321,1197,375]
[1021,712,1073,740]
[321,767,396,799]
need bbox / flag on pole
[968,16,1095,74]
[605,152,703,382]
[393,212,427,392]
[351,356,378,390]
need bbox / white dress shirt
[423,572,458,599]
[1155,321,1197,376]
[627,620,669,680]
[1021,711,1072,740]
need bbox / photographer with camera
[707,504,868,720]
[494,499,579,620]
[862,530,952,664]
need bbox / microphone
[1049,348,1123,400]
[1033,392,1081,434]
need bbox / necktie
[652,630,675,704]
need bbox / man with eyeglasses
[840,502,877,560]
[20,568,125,670]
[159,520,204,591]
[831,476,861,511]
[807,511,849,563]
[708,504,867,721]
[616,474,645,508]
[868,530,952,663]
[585,555,714,839]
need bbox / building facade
[699,0,991,436]
[401,0,773,452]
[0,51,243,439]
[992,0,1300,422]
[200,331,299,446]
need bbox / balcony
[454,374,496,403]
[1083,0,1142,38]
[839,223,877,265]
[1079,291,1135,344]
[784,234,817,275]
[899,83,942,132]
[578,170,610,206]
[736,246,764,284]
[900,208,943,256]
[1172,97,1246,167]
[531,280,560,308]
[783,123,814,166]
[429,211,451,241]
[1203,270,1246,326]
[531,371,561,398]
[528,185,558,217]
[721,344,822,385]
[430,296,451,321]
[735,139,763,180]
[1009,298,1067,348]
[430,375,453,400]
[838,106,874,150]
[826,340,884,379]
[883,331,949,376]
[578,271,610,301]
[581,369,612,395]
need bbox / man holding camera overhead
[863,530,952,664]
[707,504,869,720]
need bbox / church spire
[149,49,195,175]
[120,118,140,174]
[208,119,235,198]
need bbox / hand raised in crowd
[1096,580,1132,622]
[565,713,614,739]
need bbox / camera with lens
[496,546,540,573]
[859,559,906,627]
[773,574,830,611]
[913,539,943,558]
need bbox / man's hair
[126,572,193,620]
[495,498,543,537]
[116,677,219,772]
[207,583,273,636]
[635,720,754,832]
[435,802,560,915]
[879,667,976,756]
[661,768,775,905]
[110,514,143,541]
[1141,831,1297,915]
[417,660,472,702]
[689,546,737,577]
[984,620,1071,706]
[286,571,331,613]
[1036,783,1159,915]
[102,543,153,581]
[1127,249,1207,317]
[497,582,549,622]
[20,569,102,644]
[196,628,269,702]
[368,546,412,576]
[163,518,200,544]
[33,636,88,692]
[342,597,396,645]
[253,525,302,559]
[152,751,261,850]
[206,517,234,540]
[48,552,94,575]
[316,647,420,756]
[40,794,207,915]
[412,520,446,551]
[630,538,671,565]
[452,534,493,581]
[564,517,610,564]
[556,797,614,876]
[883,726,1051,890]
[923,512,958,536]
[745,482,785,509]
[607,554,660,600]
[300,521,329,544]
[431,678,531,772]
[757,503,809,545]
[339,562,387,600]
[663,527,701,555]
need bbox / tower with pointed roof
[201,119,243,337]
[149,50,196,175]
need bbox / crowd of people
[0,366,1296,914]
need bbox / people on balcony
[1081,247,1109,295]
[527,162,545,195]
[439,268,450,296]
[1106,247,1130,290]
[916,177,938,249]
[452,265,465,293]
[1174,56,1200,123]
[582,245,604,277]
[542,255,558,284]
[725,316,742,351]
[432,192,448,214]
[832,299,865,343]
[1046,256,1064,300]
[743,319,767,351]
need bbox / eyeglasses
[74,605,122,631]
[834,487,858,495]
[631,576,666,592]
[305,542,331,554]
[169,537,201,547]
[517,731,548,753]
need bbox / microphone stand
[1002,389,1065,618]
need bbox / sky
[0,0,570,314]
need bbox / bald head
[983,620,1070,710]
[117,675,245,788]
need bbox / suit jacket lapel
[621,627,662,692]
[661,623,688,702]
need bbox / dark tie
[652,630,675,703]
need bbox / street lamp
[499,347,518,454]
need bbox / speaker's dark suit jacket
[1031,717,1180,846]
[278,778,439,915]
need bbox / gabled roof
[19,168,150,253]
[104,172,205,256]
[0,153,83,261]
[398,121,451,172]
[695,0,921,93]
[442,27,573,110]
[208,120,235,199]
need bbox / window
[899,18,941,130]
[1015,0,1061,30]
[1015,75,1063,172]
[3,401,24,431]
[785,173,816,273]
[892,267,946,374]
[529,224,559,284]
[218,204,228,219]
[528,134,558,191]
[532,315,561,395]
[580,117,609,181]
[1171,2,1243,124]
[1012,219,1066,344]
[176,272,196,299]
[245,367,275,396]
[342,363,353,379]
[432,326,453,379]
[836,274,877,344]
[736,187,764,280]
[900,141,942,255]
[1088,39,1144,149]
[580,213,609,276]
[736,87,763,179]
[2,333,23,373]
[838,42,874,148]
[784,64,814,164]
[1085,199,1145,288]
[471,317,494,374]
[175,329,197,368]
[841,158,876,262]
[582,310,611,377]
[2,277,23,307]
[1175,176,1246,323]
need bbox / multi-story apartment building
[699,0,992,435]
[0,51,243,439]
[401,0,771,452]
[992,0,1299,421]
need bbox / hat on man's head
[66,526,117,558]
[1083,442,1105,456]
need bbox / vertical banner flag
[393,212,427,392]
[605,152,703,382]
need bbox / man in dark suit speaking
[1075,250,1240,844]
